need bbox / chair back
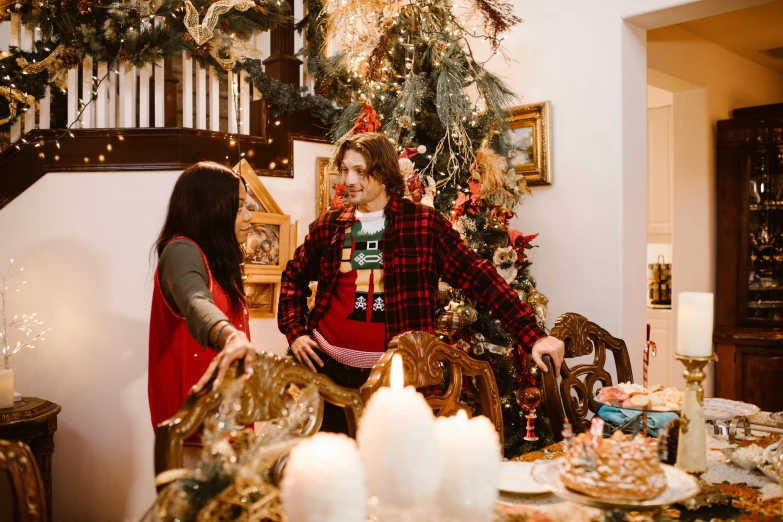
[360,331,504,448]
[154,352,364,482]
[542,313,634,439]
[0,439,46,522]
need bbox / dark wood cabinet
[715,103,783,413]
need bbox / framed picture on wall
[244,275,279,318]
[505,101,552,186]
[234,159,284,213]
[316,157,345,216]
[244,213,291,276]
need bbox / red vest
[148,237,249,429]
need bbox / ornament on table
[526,289,548,322]
[515,386,542,442]
[493,245,518,283]
[562,417,575,451]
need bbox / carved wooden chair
[154,352,364,483]
[0,439,47,522]
[360,331,504,447]
[542,313,634,440]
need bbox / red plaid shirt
[278,196,545,353]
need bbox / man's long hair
[334,132,405,199]
[155,161,246,312]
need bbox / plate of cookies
[532,429,700,510]
[597,382,683,412]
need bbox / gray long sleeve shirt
[158,239,229,348]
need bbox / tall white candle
[0,369,13,409]
[280,433,366,522]
[357,354,441,508]
[436,409,500,521]
[676,292,714,357]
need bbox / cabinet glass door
[747,151,783,321]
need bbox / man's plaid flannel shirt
[278,196,545,354]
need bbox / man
[278,132,564,430]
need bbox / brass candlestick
[674,353,728,510]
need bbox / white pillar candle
[0,369,13,409]
[676,292,715,357]
[436,410,500,521]
[357,354,441,508]
[280,433,366,522]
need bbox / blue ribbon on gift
[596,404,678,437]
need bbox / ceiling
[678,0,783,75]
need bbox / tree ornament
[78,0,92,14]
[59,47,82,69]
[526,289,548,322]
[435,310,466,339]
[436,281,453,308]
[398,114,412,129]
[454,302,477,325]
[117,48,132,62]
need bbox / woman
[148,161,258,429]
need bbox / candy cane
[642,325,658,437]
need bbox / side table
[0,397,61,522]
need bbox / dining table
[493,411,782,522]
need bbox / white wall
[473,0,691,382]
[0,139,330,521]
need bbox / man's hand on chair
[531,336,565,376]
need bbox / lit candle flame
[456,409,468,426]
[390,353,403,391]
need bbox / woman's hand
[191,329,258,393]
[290,335,324,372]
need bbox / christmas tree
[305,0,555,455]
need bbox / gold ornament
[0,86,36,126]
[16,43,65,75]
[454,302,477,325]
[526,289,548,322]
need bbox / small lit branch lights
[0,259,51,370]
[322,0,520,187]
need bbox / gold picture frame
[316,156,344,216]
[506,101,552,186]
[244,274,279,318]
[243,212,291,276]
[234,158,284,214]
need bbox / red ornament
[515,387,542,442]
[78,0,92,13]
[353,104,381,134]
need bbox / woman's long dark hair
[155,161,246,312]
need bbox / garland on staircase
[0,0,339,138]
